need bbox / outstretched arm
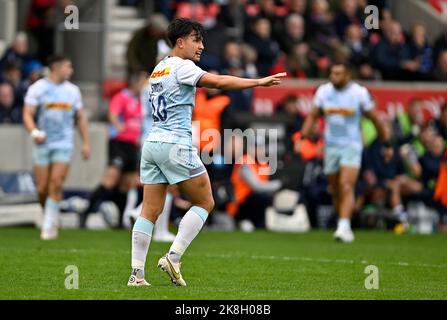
[197,72,287,90]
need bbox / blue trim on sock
[45,198,59,210]
[133,217,154,236]
[190,206,209,223]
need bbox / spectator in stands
[276,94,305,140]
[0,32,31,76]
[214,43,257,113]
[0,82,22,124]
[367,1,393,47]
[433,50,447,82]
[174,1,226,71]
[217,42,253,112]
[272,25,319,79]
[278,13,307,55]
[360,123,442,233]
[288,0,308,16]
[373,21,415,80]
[241,44,259,79]
[1,62,22,86]
[308,0,340,59]
[22,60,44,91]
[1,62,25,107]
[344,24,375,79]
[227,134,282,230]
[333,43,352,65]
[246,0,284,40]
[334,0,364,40]
[175,0,220,29]
[394,126,437,227]
[80,72,147,228]
[217,0,247,40]
[420,123,438,148]
[434,103,447,141]
[199,25,228,71]
[393,98,427,157]
[396,98,427,144]
[285,0,310,40]
[126,13,170,75]
[433,26,447,64]
[26,0,72,62]
[221,41,243,72]
[418,133,447,228]
[246,17,280,76]
[406,23,433,81]
[361,123,409,231]
[397,139,424,195]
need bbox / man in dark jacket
[373,21,415,80]
[0,82,22,124]
[126,14,169,75]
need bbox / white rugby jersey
[140,83,152,142]
[144,56,206,146]
[24,78,83,150]
[313,81,374,150]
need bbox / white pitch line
[196,253,447,270]
[43,248,447,269]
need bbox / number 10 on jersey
[152,95,167,122]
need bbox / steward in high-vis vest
[227,148,282,229]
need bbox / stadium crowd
[124,0,447,82]
[1,0,447,232]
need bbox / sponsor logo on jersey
[325,107,355,116]
[44,102,73,110]
[150,67,171,79]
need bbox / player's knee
[207,199,215,213]
[199,198,214,213]
[339,182,353,194]
[36,184,48,197]
[143,205,164,220]
[49,177,64,191]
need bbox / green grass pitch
[0,227,446,299]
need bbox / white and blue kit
[140,84,152,142]
[24,78,83,165]
[313,81,374,174]
[140,56,207,185]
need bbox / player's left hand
[82,144,91,160]
[258,72,287,87]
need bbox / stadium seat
[102,79,127,100]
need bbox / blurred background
[1,0,447,234]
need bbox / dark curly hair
[167,18,205,48]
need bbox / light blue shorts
[33,146,73,166]
[140,141,206,185]
[324,145,362,175]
